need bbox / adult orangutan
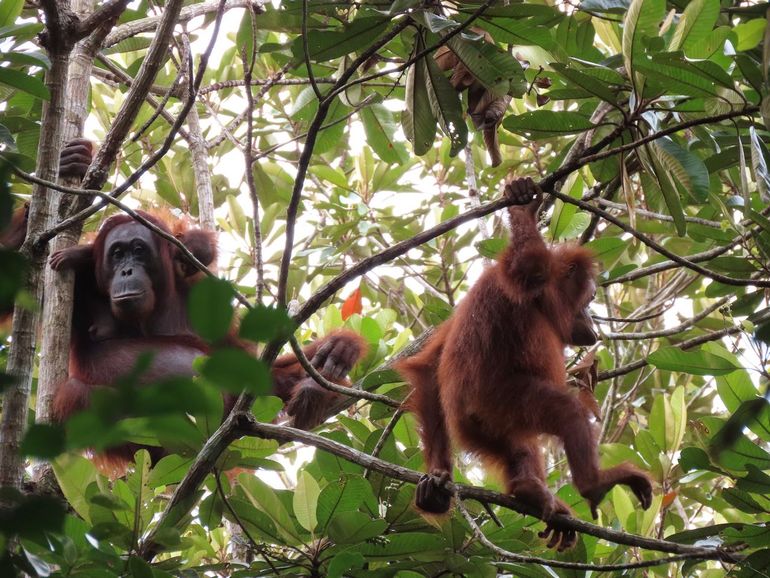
[50,210,365,463]
[396,176,652,550]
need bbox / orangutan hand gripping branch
[396,176,652,550]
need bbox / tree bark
[0,47,70,490]
[36,0,101,427]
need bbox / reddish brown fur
[396,177,652,550]
[51,212,367,466]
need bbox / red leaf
[341,288,362,320]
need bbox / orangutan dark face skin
[102,222,160,322]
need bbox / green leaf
[581,0,631,12]
[423,49,467,156]
[239,305,295,343]
[734,18,766,51]
[239,476,303,544]
[317,475,370,532]
[202,348,271,396]
[291,16,390,62]
[0,67,48,100]
[402,49,436,156]
[361,104,406,164]
[649,386,686,453]
[294,469,320,532]
[0,0,24,27]
[444,33,526,97]
[717,369,758,413]
[355,532,446,559]
[503,110,594,137]
[750,126,770,202]
[327,511,388,544]
[551,63,618,104]
[636,55,726,98]
[476,238,507,259]
[648,346,740,375]
[20,423,65,458]
[188,277,234,342]
[622,0,664,88]
[52,455,99,523]
[668,0,719,54]
[644,145,686,235]
[653,137,710,202]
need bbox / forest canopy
[1,0,769,576]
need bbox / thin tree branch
[598,309,770,381]
[456,499,728,571]
[103,0,261,47]
[236,417,741,562]
[604,296,732,340]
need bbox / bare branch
[456,499,728,571]
[236,417,741,562]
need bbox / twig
[240,6,265,302]
[604,296,732,340]
[598,309,770,381]
[363,399,409,479]
[456,499,728,571]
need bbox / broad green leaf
[20,423,65,458]
[361,104,405,164]
[239,476,303,544]
[483,18,556,50]
[239,305,295,343]
[649,387,686,453]
[328,552,366,577]
[645,143,686,235]
[503,110,594,137]
[294,470,320,532]
[723,488,767,514]
[445,33,526,97]
[0,0,23,27]
[354,532,445,559]
[291,16,390,62]
[317,475,370,532]
[653,137,710,202]
[668,0,719,54]
[635,58,721,98]
[750,126,770,202]
[52,455,99,523]
[423,49,467,156]
[402,51,436,156]
[202,348,271,396]
[0,67,48,100]
[551,63,618,104]
[648,346,740,375]
[549,172,582,239]
[327,511,388,544]
[622,0,664,90]
[188,277,234,342]
[734,18,766,51]
[717,369,757,413]
[581,0,631,12]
